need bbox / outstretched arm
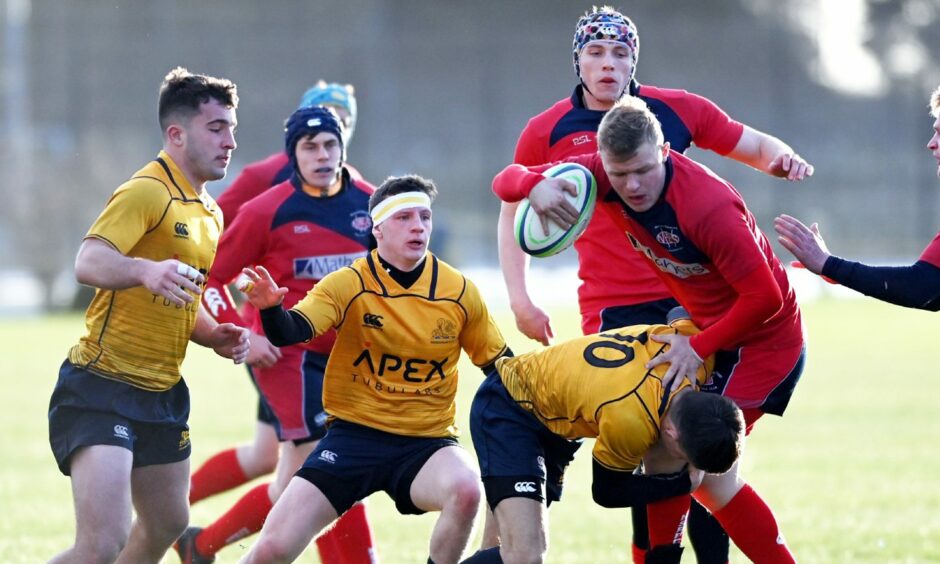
[775,214,940,310]
[726,126,814,181]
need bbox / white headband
[370,192,431,225]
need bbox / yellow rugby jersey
[291,250,508,437]
[496,320,714,471]
[69,151,223,391]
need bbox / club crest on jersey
[350,211,373,236]
[654,225,682,251]
[431,318,457,343]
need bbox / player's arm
[725,125,814,181]
[498,202,554,345]
[591,460,693,508]
[75,238,203,307]
[775,214,940,309]
[190,305,250,364]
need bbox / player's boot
[173,526,215,564]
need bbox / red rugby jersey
[511,83,744,324]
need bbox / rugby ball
[513,162,597,257]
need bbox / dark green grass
[3,298,940,562]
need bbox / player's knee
[447,475,482,520]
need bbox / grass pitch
[3,298,940,562]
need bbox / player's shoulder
[121,165,176,201]
[244,152,290,175]
[426,255,475,299]
[522,95,575,133]
[238,179,294,214]
[637,83,702,103]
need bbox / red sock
[189,448,250,504]
[712,484,795,564]
[316,502,377,564]
[631,543,647,563]
[196,483,273,557]
[647,494,691,547]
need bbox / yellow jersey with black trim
[69,151,223,391]
[496,320,714,471]
[291,250,508,437]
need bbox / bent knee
[250,536,297,564]
[74,534,127,564]
[448,476,482,517]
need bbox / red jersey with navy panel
[204,169,374,354]
[494,151,803,359]
[512,83,745,332]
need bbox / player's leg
[187,348,330,559]
[243,477,339,563]
[189,373,279,505]
[695,461,795,564]
[117,458,190,563]
[48,445,134,564]
[409,445,482,564]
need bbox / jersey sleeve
[203,203,272,326]
[512,118,549,166]
[291,267,358,338]
[593,402,654,471]
[677,90,745,156]
[492,153,611,202]
[85,179,168,254]
[919,231,940,268]
[458,278,509,367]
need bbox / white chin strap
[370,192,431,225]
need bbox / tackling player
[239,175,510,564]
[773,84,940,311]
[461,311,745,564]
[498,8,813,559]
[493,96,806,563]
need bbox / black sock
[687,498,730,564]
[460,547,503,563]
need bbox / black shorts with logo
[48,360,191,475]
[295,419,458,516]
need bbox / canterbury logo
[113,425,129,439]
[362,313,384,328]
[514,481,537,493]
[319,450,337,463]
[203,287,228,318]
[174,222,190,238]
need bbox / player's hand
[239,265,288,309]
[528,177,580,235]
[141,259,205,307]
[246,332,282,368]
[773,214,830,274]
[768,152,814,181]
[646,333,703,393]
[511,300,554,346]
[209,322,250,364]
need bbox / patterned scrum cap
[298,82,358,141]
[571,7,639,80]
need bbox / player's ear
[165,124,185,147]
[660,142,671,159]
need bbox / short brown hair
[369,174,438,212]
[158,67,238,132]
[669,392,744,474]
[930,85,940,118]
[597,96,663,160]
